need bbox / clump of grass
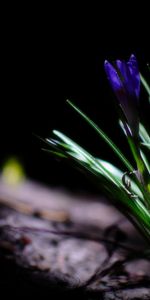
[41,55,150,246]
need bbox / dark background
[1,11,150,192]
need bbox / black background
[1,9,150,192]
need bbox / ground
[0,178,150,299]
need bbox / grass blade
[67,100,133,172]
[140,74,150,103]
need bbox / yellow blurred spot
[2,158,25,185]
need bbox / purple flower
[104,54,140,138]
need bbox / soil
[0,177,150,299]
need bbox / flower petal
[104,56,140,138]
[104,60,123,95]
[128,54,140,99]
[116,59,135,98]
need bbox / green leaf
[51,130,146,202]
[42,148,67,158]
[141,151,150,174]
[52,130,122,187]
[141,143,150,150]
[46,133,123,199]
[44,130,150,242]
[67,100,133,172]
[97,159,144,201]
[140,74,150,103]
[139,123,150,144]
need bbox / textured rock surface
[0,178,150,299]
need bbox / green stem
[128,137,150,207]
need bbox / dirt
[0,178,150,299]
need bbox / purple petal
[104,61,124,96]
[116,60,127,80]
[127,54,140,99]
[104,57,140,138]
[104,61,131,126]
[116,59,135,97]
